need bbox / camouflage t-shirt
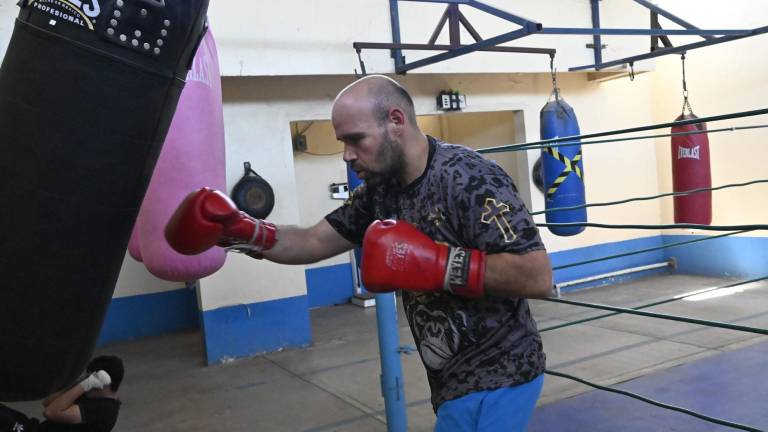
[325,136,547,410]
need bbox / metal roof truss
[352,0,768,74]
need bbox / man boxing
[166,75,553,431]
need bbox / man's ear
[388,107,407,133]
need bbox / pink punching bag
[129,29,227,281]
[671,114,712,225]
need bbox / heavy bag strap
[681,53,695,117]
[548,53,561,102]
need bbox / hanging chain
[681,53,694,116]
[354,48,367,79]
[549,54,561,101]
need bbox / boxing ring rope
[476,106,768,155]
[492,123,768,153]
[540,275,768,332]
[552,229,753,271]
[539,277,768,431]
[540,286,768,431]
[540,222,768,231]
[543,296,768,335]
[477,108,768,430]
[543,369,763,432]
[532,179,768,216]
[476,106,768,274]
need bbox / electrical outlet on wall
[436,90,466,111]
[329,183,349,200]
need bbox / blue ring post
[347,164,407,432]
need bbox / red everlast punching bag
[670,56,712,225]
[671,114,711,224]
[0,0,209,401]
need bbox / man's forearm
[262,220,354,265]
[43,384,83,417]
[263,225,332,264]
[42,389,66,407]
[483,250,554,299]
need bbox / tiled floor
[7,273,767,431]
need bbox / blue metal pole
[633,0,714,40]
[374,292,408,432]
[539,27,750,36]
[569,24,768,71]
[346,164,407,432]
[398,26,535,73]
[389,0,405,71]
[590,0,603,66]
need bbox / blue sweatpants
[434,375,544,432]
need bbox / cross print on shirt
[480,197,517,243]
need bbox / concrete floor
[8,273,768,431]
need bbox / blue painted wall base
[98,287,199,346]
[663,234,768,279]
[549,234,768,292]
[550,236,668,292]
[305,263,355,308]
[200,295,312,365]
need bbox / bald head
[333,75,417,126]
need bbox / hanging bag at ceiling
[671,55,711,225]
[540,71,587,237]
[0,0,209,401]
[671,115,711,225]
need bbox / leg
[476,375,545,432]
[434,391,485,432]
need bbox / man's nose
[343,146,356,163]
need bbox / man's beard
[364,131,406,188]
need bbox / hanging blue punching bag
[0,0,209,401]
[540,97,587,236]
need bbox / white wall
[294,120,352,270]
[197,76,354,309]
[114,255,183,298]
[0,2,12,56]
[207,0,652,76]
[437,110,524,203]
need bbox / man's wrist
[220,220,278,258]
[443,247,486,298]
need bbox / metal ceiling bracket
[353,0,768,73]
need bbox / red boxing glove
[361,220,485,298]
[165,188,277,257]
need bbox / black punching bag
[0,0,209,401]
